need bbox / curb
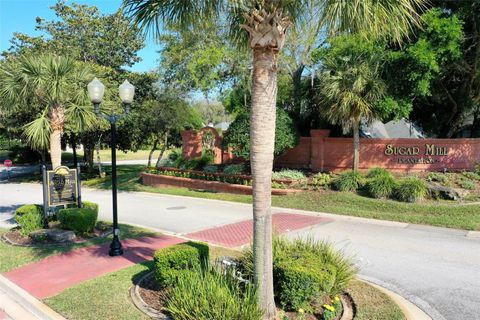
[0,275,65,320]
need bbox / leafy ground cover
[81,165,480,230]
[0,224,155,273]
[44,248,403,320]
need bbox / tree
[3,1,144,70]
[223,109,298,159]
[192,100,232,126]
[0,54,94,168]
[318,35,387,171]
[124,0,426,317]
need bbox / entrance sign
[384,144,449,164]
[46,166,79,206]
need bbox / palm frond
[23,108,52,150]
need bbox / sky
[0,0,161,72]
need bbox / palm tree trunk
[353,122,360,171]
[48,104,65,169]
[250,47,277,319]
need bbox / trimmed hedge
[153,241,209,288]
[14,204,44,236]
[58,207,98,235]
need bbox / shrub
[154,242,209,288]
[238,237,357,312]
[223,164,244,175]
[272,169,306,181]
[166,267,263,320]
[476,163,480,175]
[394,177,427,202]
[223,109,298,159]
[366,167,389,179]
[462,171,480,181]
[177,153,214,170]
[310,172,332,190]
[157,158,175,168]
[459,179,475,190]
[365,171,397,199]
[426,172,447,184]
[58,207,98,235]
[168,148,182,162]
[81,201,99,213]
[333,170,365,192]
[203,165,218,173]
[14,204,44,236]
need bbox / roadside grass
[348,280,404,320]
[0,224,155,273]
[80,165,480,230]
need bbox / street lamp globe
[87,78,105,104]
[119,80,135,104]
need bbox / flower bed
[142,172,300,195]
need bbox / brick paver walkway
[3,235,184,299]
[185,212,331,247]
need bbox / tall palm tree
[320,42,386,171]
[123,0,426,317]
[0,54,95,168]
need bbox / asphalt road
[1,182,479,320]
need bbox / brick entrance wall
[182,128,480,172]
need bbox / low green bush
[333,170,365,192]
[81,201,99,213]
[153,242,209,288]
[310,172,332,190]
[272,169,306,181]
[462,171,480,181]
[58,207,98,235]
[366,167,389,179]
[238,237,357,313]
[14,204,44,236]
[459,179,476,190]
[166,267,263,320]
[394,177,427,203]
[203,165,218,173]
[426,172,448,184]
[223,164,244,175]
[365,171,397,199]
[177,153,214,171]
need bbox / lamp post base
[109,236,123,256]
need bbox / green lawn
[80,165,480,231]
[0,224,155,273]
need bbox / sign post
[3,159,12,180]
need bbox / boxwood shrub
[394,177,427,202]
[365,170,397,199]
[58,207,98,235]
[154,241,209,288]
[14,204,44,236]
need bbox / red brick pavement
[0,309,8,320]
[3,235,184,299]
[185,213,331,247]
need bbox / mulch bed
[2,223,112,247]
[136,273,347,320]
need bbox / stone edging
[129,271,171,320]
[130,271,354,320]
[1,230,112,248]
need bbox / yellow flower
[298,309,305,314]
[335,296,340,302]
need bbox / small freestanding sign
[41,165,82,227]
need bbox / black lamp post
[87,78,135,256]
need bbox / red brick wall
[181,128,480,172]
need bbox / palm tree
[320,39,386,171]
[123,0,425,317]
[0,54,95,168]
